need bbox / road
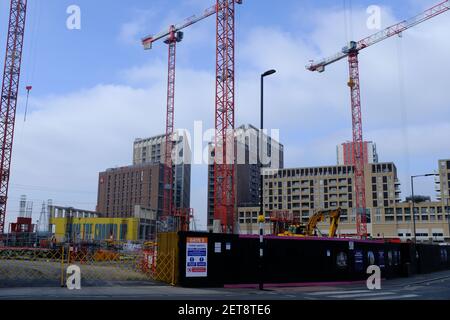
[1,270,450,300]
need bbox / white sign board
[215,242,222,253]
[349,241,354,250]
[186,237,208,278]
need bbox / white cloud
[117,9,157,45]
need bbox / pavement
[1,270,450,300]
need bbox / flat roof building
[97,132,192,220]
[258,159,450,242]
[337,141,378,166]
[133,131,191,211]
[207,124,284,231]
[50,205,157,242]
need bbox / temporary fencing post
[60,246,65,287]
[171,247,175,286]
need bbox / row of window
[267,166,357,179]
[398,232,444,238]
[67,224,128,241]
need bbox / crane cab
[342,41,357,54]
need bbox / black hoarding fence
[415,244,450,274]
[178,232,450,288]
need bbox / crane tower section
[214,0,240,233]
[0,0,28,234]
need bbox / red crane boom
[307,0,450,238]
[0,0,28,234]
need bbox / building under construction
[49,205,157,243]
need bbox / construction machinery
[214,0,242,234]
[278,208,342,238]
[142,0,243,234]
[0,0,28,234]
[270,210,295,235]
[306,0,450,239]
[142,5,219,231]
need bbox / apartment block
[238,206,273,235]
[374,201,450,242]
[97,163,162,218]
[255,159,450,241]
[337,141,378,165]
[207,124,284,230]
[261,162,401,236]
[133,131,191,211]
[437,159,450,205]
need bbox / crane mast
[0,0,28,234]
[214,0,242,234]
[162,27,179,225]
[307,0,450,238]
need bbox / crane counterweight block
[143,38,153,50]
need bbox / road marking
[307,290,369,296]
[328,292,396,299]
[362,294,419,301]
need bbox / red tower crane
[142,4,217,229]
[307,0,450,238]
[0,0,28,234]
[142,1,242,233]
[214,0,242,234]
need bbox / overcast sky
[0,0,449,230]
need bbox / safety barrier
[153,233,179,285]
[0,246,63,287]
[0,233,180,288]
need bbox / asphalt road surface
[1,270,450,300]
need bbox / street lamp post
[259,69,276,291]
[410,173,439,243]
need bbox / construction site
[1,0,450,292]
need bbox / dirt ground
[0,259,154,288]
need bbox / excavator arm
[306,208,341,238]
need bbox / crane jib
[307,0,450,72]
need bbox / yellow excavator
[278,208,341,238]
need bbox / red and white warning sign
[186,237,208,278]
